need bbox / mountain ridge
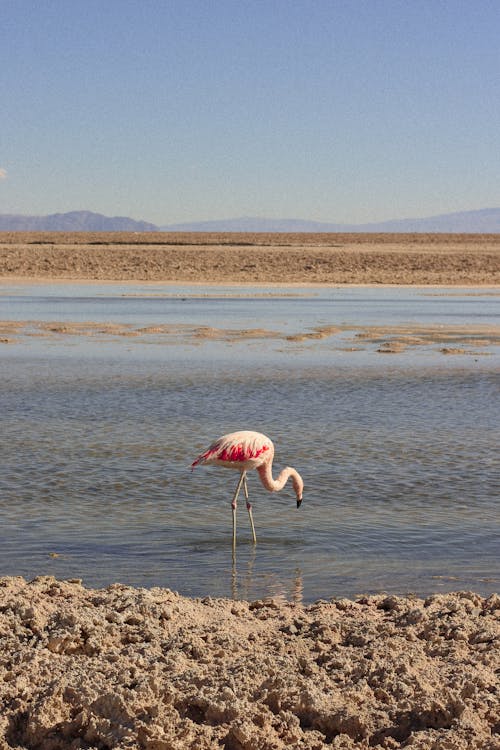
[161,208,500,233]
[1,208,500,233]
[0,210,157,232]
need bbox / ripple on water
[0,349,498,601]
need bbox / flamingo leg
[243,474,257,544]
[231,471,246,548]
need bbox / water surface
[1,283,498,601]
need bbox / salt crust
[0,577,498,749]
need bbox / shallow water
[1,283,499,601]
[2,282,500,332]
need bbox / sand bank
[1,232,499,285]
[0,577,498,749]
[1,319,499,355]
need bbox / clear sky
[1,0,499,225]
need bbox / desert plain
[0,231,499,285]
[0,232,499,749]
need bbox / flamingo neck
[257,461,303,499]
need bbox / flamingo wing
[192,430,273,468]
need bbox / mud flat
[0,577,498,749]
[1,318,499,357]
[1,232,499,284]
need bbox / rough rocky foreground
[1,232,499,284]
[0,577,498,749]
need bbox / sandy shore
[0,577,498,750]
[1,232,499,285]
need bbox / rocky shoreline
[0,576,498,749]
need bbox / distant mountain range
[1,208,500,233]
[162,208,500,233]
[0,210,157,232]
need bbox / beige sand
[0,577,498,749]
[1,232,499,285]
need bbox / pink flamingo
[192,430,303,546]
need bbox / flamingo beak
[297,497,302,509]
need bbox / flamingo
[192,430,303,546]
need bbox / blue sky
[1,0,499,225]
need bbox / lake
[1,282,499,602]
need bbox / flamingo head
[293,473,304,508]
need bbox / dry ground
[1,232,499,284]
[0,577,498,749]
